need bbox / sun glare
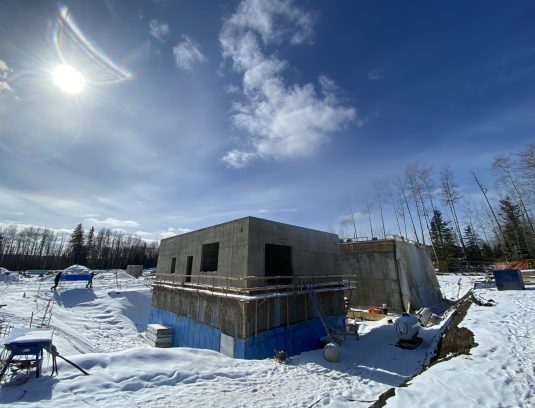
[52,65,85,94]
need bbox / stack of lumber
[145,324,172,348]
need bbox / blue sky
[1,0,534,241]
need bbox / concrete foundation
[150,285,345,359]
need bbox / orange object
[368,307,384,314]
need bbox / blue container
[493,269,525,291]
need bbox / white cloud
[225,84,240,94]
[159,227,192,239]
[0,58,8,74]
[221,149,256,168]
[84,217,140,228]
[0,81,13,93]
[0,58,13,96]
[173,35,207,70]
[0,221,72,235]
[368,69,383,80]
[220,0,356,168]
[149,19,170,41]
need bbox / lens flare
[52,64,85,93]
[53,5,132,84]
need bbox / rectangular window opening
[265,244,292,285]
[201,243,219,272]
[186,256,193,282]
[170,257,176,274]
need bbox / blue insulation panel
[149,307,344,359]
[149,307,221,350]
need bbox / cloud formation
[0,58,13,95]
[84,217,140,228]
[173,35,207,70]
[149,19,170,41]
[368,69,383,80]
[220,0,356,168]
[158,227,192,239]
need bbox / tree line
[0,223,159,271]
[338,143,535,267]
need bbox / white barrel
[394,313,420,341]
[323,342,340,362]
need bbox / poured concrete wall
[156,217,339,288]
[247,217,340,279]
[157,217,250,287]
[340,238,443,312]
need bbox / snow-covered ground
[0,272,533,407]
[385,282,535,408]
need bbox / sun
[52,64,85,94]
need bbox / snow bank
[0,267,21,283]
[63,264,91,275]
[384,287,535,408]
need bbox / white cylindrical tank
[394,313,420,341]
[323,342,340,362]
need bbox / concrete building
[340,237,444,313]
[150,217,350,359]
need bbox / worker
[51,271,62,291]
[86,272,96,289]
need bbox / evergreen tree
[463,225,482,262]
[480,242,495,261]
[69,223,86,265]
[499,197,529,259]
[86,226,95,268]
[430,209,456,262]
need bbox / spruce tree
[69,223,85,265]
[430,209,456,262]
[499,198,529,259]
[463,225,482,262]
[86,227,95,268]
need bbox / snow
[5,328,53,345]
[63,264,91,275]
[0,272,533,407]
[384,286,535,408]
[0,267,21,283]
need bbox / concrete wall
[156,217,340,288]
[340,238,443,312]
[340,240,404,311]
[247,217,340,279]
[156,217,250,287]
[395,240,443,311]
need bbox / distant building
[150,217,349,359]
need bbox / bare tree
[340,199,359,239]
[440,167,467,259]
[493,154,535,238]
[373,179,388,238]
[397,177,419,242]
[386,181,403,237]
[366,202,375,239]
[470,170,507,258]
[406,165,427,245]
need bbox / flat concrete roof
[160,216,336,242]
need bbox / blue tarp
[61,274,90,281]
